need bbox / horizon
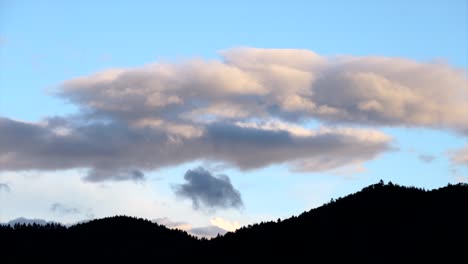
[4,180,466,238]
[1,0,467,238]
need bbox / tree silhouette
[1,182,467,263]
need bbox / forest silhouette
[2,181,467,263]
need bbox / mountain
[1,181,467,263]
[1,215,199,262]
[209,181,468,262]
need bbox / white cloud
[209,217,241,232]
[153,217,192,231]
[59,47,467,134]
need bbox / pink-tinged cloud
[4,47,466,181]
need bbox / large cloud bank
[1,47,466,181]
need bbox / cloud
[189,225,228,238]
[307,56,468,135]
[418,154,436,163]
[153,217,192,231]
[5,47,464,181]
[448,144,468,166]
[0,117,392,181]
[50,202,94,218]
[173,167,243,210]
[209,217,241,232]
[453,175,468,183]
[153,216,237,238]
[51,203,81,215]
[0,183,10,192]
[85,168,145,182]
[326,163,367,177]
[189,217,241,238]
[59,47,468,134]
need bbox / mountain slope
[2,182,467,263]
[1,216,200,262]
[210,182,468,262]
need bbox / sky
[0,0,467,237]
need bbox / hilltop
[2,181,467,263]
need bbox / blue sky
[0,0,467,233]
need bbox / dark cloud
[0,183,10,192]
[0,117,392,181]
[85,168,145,182]
[418,154,436,163]
[173,167,243,210]
[205,122,392,171]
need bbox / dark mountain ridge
[2,181,467,263]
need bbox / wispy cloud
[448,144,468,166]
[50,202,94,218]
[0,183,11,192]
[418,154,436,163]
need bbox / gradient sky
[0,0,467,236]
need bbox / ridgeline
[2,181,467,263]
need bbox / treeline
[2,182,467,263]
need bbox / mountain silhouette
[2,181,467,263]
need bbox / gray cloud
[5,47,463,181]
[86,168,145,182]
[418,154,436,163]
[51,203,81,215]
[173,167,243,210]
[0,183,10,192]
[0,117,391,181]
[51,203,94,218]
